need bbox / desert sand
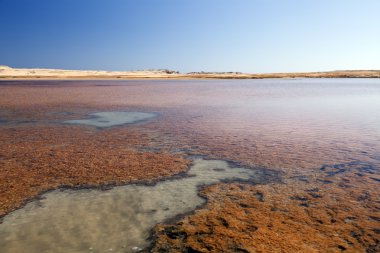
[1,65,380,79]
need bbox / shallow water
[64,112,157,128]
[0,159,265,253]
[1,79,380,252]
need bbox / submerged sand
[63,111,157,128]
[0,159,275,253]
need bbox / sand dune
[0,65,179,79]
[1,65,380,79]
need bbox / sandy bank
[1,66,380,79]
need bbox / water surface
[0,159,268,253]
[63,112,157,128]
[0,78,380,252]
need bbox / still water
[0,159,269,253]
[0,78,379,252]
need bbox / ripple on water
[0,159,270,253]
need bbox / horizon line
[1,65,380,75]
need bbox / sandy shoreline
[1,66,380,79]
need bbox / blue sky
[1,0,379,73]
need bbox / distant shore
[1,66,380,79]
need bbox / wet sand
[0,79,379,252]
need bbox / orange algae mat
[0,125,188,217]
[0,79,380,252]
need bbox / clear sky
[1,0,379,73]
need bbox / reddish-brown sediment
[0,80,379,252]
[0,125,188,217]
[147,110,380,252]
[151,167,380,252]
